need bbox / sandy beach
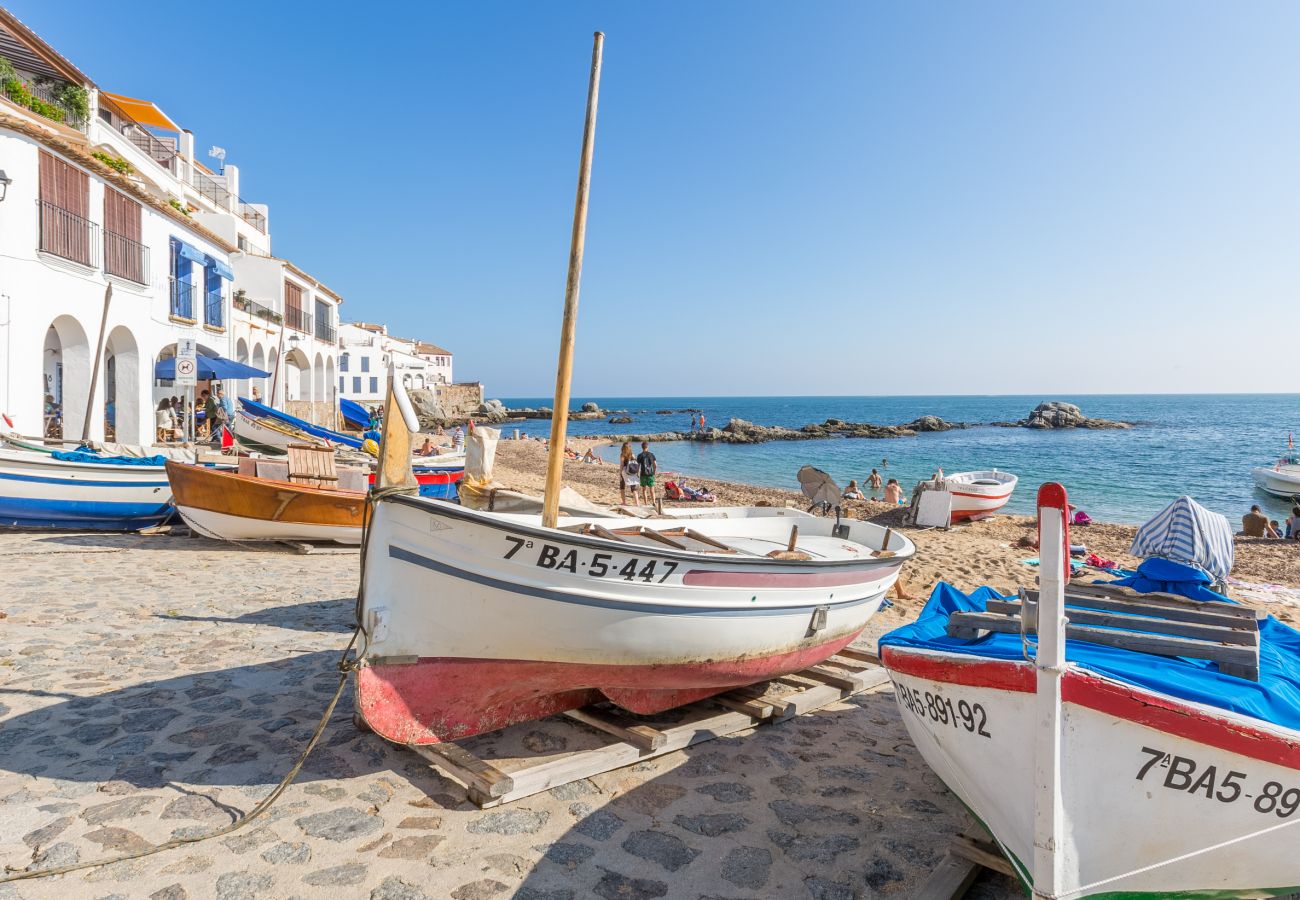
[491,438,1300,628]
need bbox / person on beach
[583,448,602,464]
[868,469,883,492]
[618,442,639,505]
[699,413,706,430]
[842,480,865,500]
[452,425,465,451]
[690,414,697,431]
[1242,505,1277,538]
[1271,520,1285,540]
[883,478,905,506]
[251,385,262,403]
[637,441,658,505]
[417,437,436,456]
[1286,506,1300,539]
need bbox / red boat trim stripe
[388,544,884,617]
[683,563,900,588]
[948,489,1012,501]
[881,647,1300,769]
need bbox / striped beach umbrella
[1129,496,1234,580]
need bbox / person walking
[452,425,465,451]
[636,441,658,505]
[618,441,639,505]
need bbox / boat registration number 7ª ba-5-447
[1136,746,1300,818]
[503,535,680,584]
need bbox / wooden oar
[542,32,605,529]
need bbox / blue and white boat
[0,447,175,531]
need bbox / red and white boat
[939,469,1017,521]
[880,485,1300,898]
[355,498,914,744]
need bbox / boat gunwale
[383,492,916,570]
[165,459,364,501]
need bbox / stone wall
[283,400,342,431]
[437,382,484,420]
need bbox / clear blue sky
[15,2,1300,397]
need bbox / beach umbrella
[1129,496,1234,581]
[797,465,841,509]
[154,354,270,381]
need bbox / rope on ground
[0,626,361,883]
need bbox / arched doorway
[104,325,140,444]
[313,352,325,411]
[235,338,250,401]
[252,344,267,403]
[44,316,91,440]
[284,348,310,403]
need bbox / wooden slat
[1053,584,1259,622]
[409,742,515,798]
[834,646,881,666]
[986,598,1258,646]
[914,853,982,900]
[634,526,687,550]
[948,612,1260,679]
[950,832,1017,878]
[712,693,778,719]
[563,707,667,750]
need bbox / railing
[7,72,89,131]
[284,303,312,333]
[315,318,337,344]
[37,200,99,267]
[238,202,267,234]
[170,278,195,320]
[233,297,282,324]
[103,230,148,284]
[189,167,232,210]
[98,99,178,174]
[205,288,224,328]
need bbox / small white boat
[881,485,1300,898]
[0,446,174,530]
[1253,454,1300,499]
[231,410,329,455]
[939,469,1018,521]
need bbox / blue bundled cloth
[879,572,1300,733]
[52,450,167,467]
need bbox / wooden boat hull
[0,447,174,531]
[942,471,1018,522]
[165,460,365,544]
[881,645,1300,898]
[231,411,327,455]
[356,496,912,743]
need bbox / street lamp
[0,171,12,202]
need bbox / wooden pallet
[916,826,1019,899]
[406,647,888,808]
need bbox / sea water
[496,395,1300,525]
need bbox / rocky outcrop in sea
[990,401,1130,430]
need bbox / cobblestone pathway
[0,532,1019,898]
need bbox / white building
[338,322,452,403]
[0,8,342,441]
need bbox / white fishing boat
[939,469,1018,521]
[880,485,1300,898]
[231,410,329,455]
[1253,454,1300,499]
[0,446,174,530]
[355,42,917,746]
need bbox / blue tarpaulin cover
[154,355,270,381]
[51,450,167,467]
[879,571,1300,733]
[238,397,362,449]
[340,397,370,429]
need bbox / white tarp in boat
[1130,496,1235,580]
[86,441,199,462]
[465,426,499,483]
[458,425,613,517]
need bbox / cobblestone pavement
[0,531,1020,899]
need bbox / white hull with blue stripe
[0,447,175,531]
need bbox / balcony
[37,200,98,267]
[238,202,267,234]
[103,229,148,284]
[204,288,224,329]
[170,278,195,321]
[188,167,231,210]
[315,318,337,344]
[97,99,178,175]
[2,71,89,131]
[284,304,312,333]
[233,295,282,324]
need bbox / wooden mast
[541,31,605,529]
[82,282,112,442]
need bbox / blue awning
[176,241,206,264]
[155,354,270,380]
[209,259,234,280]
